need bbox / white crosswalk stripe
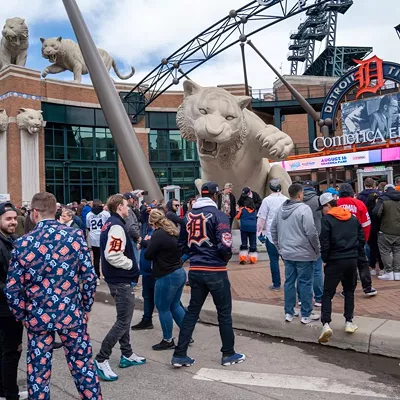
[193,368,400,398]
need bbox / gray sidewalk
[95,283,400,359]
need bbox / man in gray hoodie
[302,181,323,308]
[271,183,320,325]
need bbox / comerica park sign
[313,128,400,152]
[317,58,400,151]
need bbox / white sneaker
[95,359,118,381]
[345,321,358,333]
[378,270,385,276]
[301,313,320,324]
[370,269,377,276]
[318,323,333,343]
[19,392,28,400]
[378,272,395,281]
[285,313,294,322]
[314,302,322,307]
[394,273,400,281]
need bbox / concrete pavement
[16,301,400,399]
[95,282,400,359]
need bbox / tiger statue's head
[2,18,28,49]
[16,108,44,135]
[0,109,8,134]
[40,36,64,64]
[177,81,251,166]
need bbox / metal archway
[124,0,331,122]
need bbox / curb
[95,286,400,359]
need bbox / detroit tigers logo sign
[186,212,212,247]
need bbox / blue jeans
[313,257,323,303]
[141,222,148,237]
[265,238,281,288]
[130,240,139,266]
[154,268,186,341]
[142,275,155,322]
[284,260,314,318]
[297,257,323,303]
[240,231,257,252]
[174,271,235,357]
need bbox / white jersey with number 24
[86,210,110,248]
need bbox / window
[149,129,198,162]
[45,123,118,204]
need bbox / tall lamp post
[62,0,163,201]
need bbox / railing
[251,84,331,102]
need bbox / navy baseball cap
[0,202,16,216]
[242,187,251,195]
[201,182,219,195]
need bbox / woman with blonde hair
[144,209,186,351]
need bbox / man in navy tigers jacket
[172,182,246,368]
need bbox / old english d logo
[354,56,385,99]
[186,212,212,247]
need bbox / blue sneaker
[221,353,246,366]
[119,353,146,368]
[171,355,196,368]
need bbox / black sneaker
[131,320,154,330]
[364,288,377,297]
[152,339,176,351]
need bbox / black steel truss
[396,24,400,40]
[288,0,353,75]
[124,0,331,122]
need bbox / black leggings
[92,246,101,278]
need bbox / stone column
[0,132,7,194]
[20,129,40,204]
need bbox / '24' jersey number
[90,219,103,230]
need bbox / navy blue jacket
[100,213,139,284]
[139,228,154,276]
[178,198,233,271]
[236,207,257,233]
[357,189,380,206]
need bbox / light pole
[62,0,163,201]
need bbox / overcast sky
[1,0,399,91]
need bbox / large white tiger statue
[16,108,45,135]
[41,37,135,83]
[0,17,29,70]
[0,109,8,134]
[177,81,293,198]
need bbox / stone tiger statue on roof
[0,17,29,70]
[177,81,293,198]
[41,36,135,83]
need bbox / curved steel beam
[124,0,331,121]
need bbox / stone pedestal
[231,229,269,262]
[20,130,40,204]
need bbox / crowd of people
[0,174,398,399]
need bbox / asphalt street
[16,301,400,399]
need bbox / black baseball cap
[201,182,219,195]
[0,202,16,216]
[303,180,314,188]
[242,187,251,195]
[123,192,138,200]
